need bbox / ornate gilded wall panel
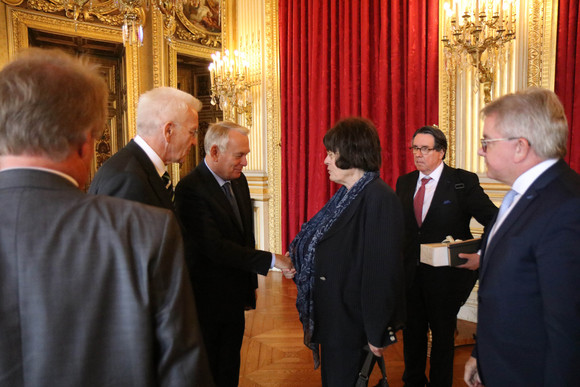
[439,0,557,176]
[175,0,220,47]
[6,7,140,141]
[167,39,214,180]
[264,0,282,253]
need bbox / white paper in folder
[420,236,482,267]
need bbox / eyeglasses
[480,137,518,152]
[409,146,435,155]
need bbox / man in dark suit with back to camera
[89,86,202,210]
[175,121,294,387]
[464,87,580,387]
[0,48,212,386]
[396,126,497,387]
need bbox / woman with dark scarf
[287,117,406,386]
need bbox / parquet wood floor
[239,271,475,386]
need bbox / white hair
[204,121,249,153]
[136,87,202,137]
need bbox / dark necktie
[162,171,174,202]
[413,177,431,227]
[222,181,243,228]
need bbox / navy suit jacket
[396,164,497,298]
[175,161,271,321]
[475,160,580,386]
[89,139,174,211]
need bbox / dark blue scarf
[289,171,378,368]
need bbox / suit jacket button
[319,276,326,281]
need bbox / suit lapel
[127,140,174,209]
[230,178,250,233]
[198,162,245,234]
[480,160,565,276]
[399,171,419,227]
[318,194,361,242]
[480,188,536,276]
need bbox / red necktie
[413,177,431,227]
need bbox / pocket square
[443,200,452,204]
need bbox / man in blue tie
[464,87,580,387]
[174,121,293,387]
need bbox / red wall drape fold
[555,0,580,172]
[280,0,439,249]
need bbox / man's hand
[457,253,480,270]
[278,252,296,279]
[274,253,293,270]
[464,356,484,387]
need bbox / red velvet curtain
[280,0,439,249]
[555,0,580,172]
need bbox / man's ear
[209,144,220,161]
[163,122,173,142]
[78,133,94,161]
[514,137,531,163]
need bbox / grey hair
[204,121,249,153]
[0,48,108,161]
[481,87,568,159]
[136,87,202,137]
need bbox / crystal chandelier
[209,49,253,127]
[441,0,516,103]
[117,0,146,46]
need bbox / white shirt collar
[204,158,228,187]
[133,135,166,177]
[418,160,444,184]
[511,159,558,196]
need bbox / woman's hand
[282,251,296,279]
[282,268,296,279]
[368,342,384,357]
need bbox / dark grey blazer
[0,169,213,386]
[89,139,174,211]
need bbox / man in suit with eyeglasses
[396,126,497,387]
[89,86,201,211]
[464,87,580,387]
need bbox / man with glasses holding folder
[396,126,497,387]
